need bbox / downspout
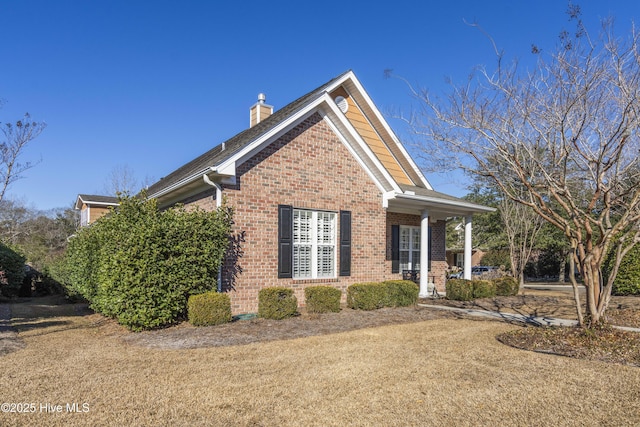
[203,173,223,292]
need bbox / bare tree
[405,16,640,326]
[0,113,46,203]
[102,164,140,196]
[500,197,544,288]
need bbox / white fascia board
[346,75,433,190]
[75,196,119,209]
[319,94,401,194]
[394,192,496,213]
[216,97,324,174]
[147,167,211,199]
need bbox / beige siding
[89,206,111,224]
[330,87,413,186]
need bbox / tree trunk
[558,250,567,283]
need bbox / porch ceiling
[386,185,495,220]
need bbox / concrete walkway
[418,303,640,332]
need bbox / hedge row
[188,281,421,325]
[445,276,519,301]
[346,280,419,310]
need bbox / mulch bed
[122,305,458,349]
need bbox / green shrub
[347,282,389,310]
[446,279,474,301]
[304,286,341,313]
[61,194,233,331]
[188,291,232,326]
[258,287,298,319]
[0,242,26,298]
[472,280,496,299]
[384,280,419,307]
[493,276,519,296]
[604,241,640,296]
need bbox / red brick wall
[178,112,450,313]
[188,113,388,314]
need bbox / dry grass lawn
[1,295,639,426]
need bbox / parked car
[472,266,498,276]
[448,270,463,279]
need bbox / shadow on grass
[5,295,99,338]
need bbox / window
[293,209,336,279]
[399,226,420,271]
[80,208,89,227]
[455,253,464,268]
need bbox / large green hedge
[62,195,233,331]
[0,242,26,297]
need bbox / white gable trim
[213,92,401,196]
[343,74,433,190]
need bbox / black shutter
[278,205,293,278]
[391,225,400,274]
[339,210,351,276]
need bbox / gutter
[203,171,223,292]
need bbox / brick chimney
[249,93,273,127]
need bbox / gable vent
[334,96,348,113]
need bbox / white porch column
[464,215,472,280]
[419,209,431,298]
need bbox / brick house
[75,194,119,227]
[144,70,492,315]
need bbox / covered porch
[385,185,495,297]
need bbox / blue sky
[2,0,639,211]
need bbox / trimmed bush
[446,279,474,301]
[472,280,496,299]
[347,282,389,310]
[494,276,519,296]
[258,287,298,320]
[188,291,232,326]
[384,280,419,307]
[304,286,341,313]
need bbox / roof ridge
[146,70,353,197]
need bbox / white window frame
[399,225,421,271]
[293,209,337,279]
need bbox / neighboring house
[142,70,493,314]
[74,194,119,227]
[446,249,486,270]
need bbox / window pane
[294,210,312,244]
[412,229,421,250]
[400,228,410,250]
[294,245,312,278]
[400,251,410,271]
[412,251,421,271]
[317,246,335,277]
[317,212,335,245]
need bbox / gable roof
[75,194,119,209]
[143,70,493,217]
[146,71,354,197]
